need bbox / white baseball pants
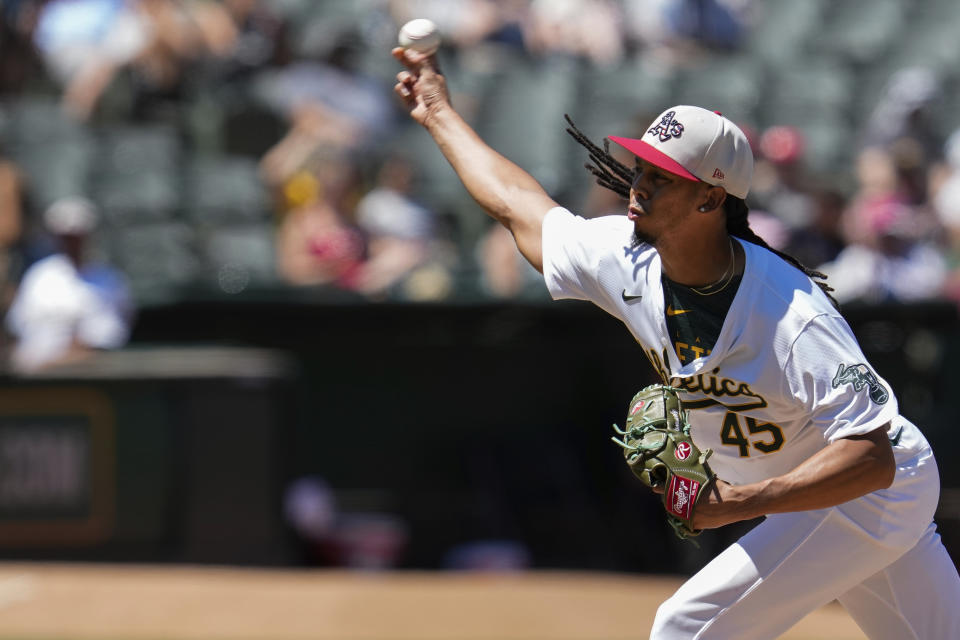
[650,453,960,639]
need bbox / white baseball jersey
[541,206,929,485]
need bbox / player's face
[629,158,706,246]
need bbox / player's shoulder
[22,253,71,280]
[740,240,838,321]
[545,206,633,234]
[544,206,651,263]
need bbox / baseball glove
[611,384,716,541]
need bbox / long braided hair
[564,115,839,310]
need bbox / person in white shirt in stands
[5,197,132,373]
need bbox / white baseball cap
[609,105,754,199]
[44,196,99,235]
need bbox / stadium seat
[91,125,182,224]
[673,54,763,124]
[812,0,903,64]
[883,16,960,76]
[200,223,279,291]
[108,221,202,302]
[1,97,95,210]
[760,58,855,126]
[1,96,85,145]
[12,137,95,212]
[577,53,676,137]
[184,155,272,224]
[794,117,857,177]
[745,0,826,64]
[476,56,578,195]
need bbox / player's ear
[698,187,727,213]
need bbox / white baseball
[398,18,441,55]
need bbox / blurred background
[0,0,958,619]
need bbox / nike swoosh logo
[889,426,904,447]
[666,305,690,316]
[621,290,643,302]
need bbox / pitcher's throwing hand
[392,48,450,127]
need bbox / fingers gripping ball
[398,18,441,55]
[611,385,716,541]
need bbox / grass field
[0,563,866,639]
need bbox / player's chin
[632,228,654,248]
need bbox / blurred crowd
[1,0,960,371]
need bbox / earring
[699,206,708,212]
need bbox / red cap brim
[608,136,700,183]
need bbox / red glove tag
[665,475,699,520]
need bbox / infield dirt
[0,563,865,639]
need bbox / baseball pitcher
[393,45,960,639]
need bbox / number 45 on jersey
[721,411,785,457]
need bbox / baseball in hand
[398,18,441,55]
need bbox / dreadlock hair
[565,114,633,200]
[564,114,840,310]
[723,195,839,309]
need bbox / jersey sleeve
[783,313,898,442]
[541,206,627,304]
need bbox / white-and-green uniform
[542,205,960,640]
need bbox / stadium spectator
[841,147,926,247]
[818,194,945,305]
[0,158,24,305]
[524,0,626,66]
[259,98,368,187]
[389,0,520,51]
[272,154,365,289]
[751,125,817,231]
[623,0,752,58]
[0,0,48,94]
[252,21,395,166]
[187,0,289,77]
[863,69,942,164]
[30,0,282,121]
[931,128,960,305]
[5,196,133,373]
[353,155,442,299]
[475,222,544,299]
[32,0,181,120]
[782,188,847,271]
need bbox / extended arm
[392,48,558,272]
[693,425,895,530]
